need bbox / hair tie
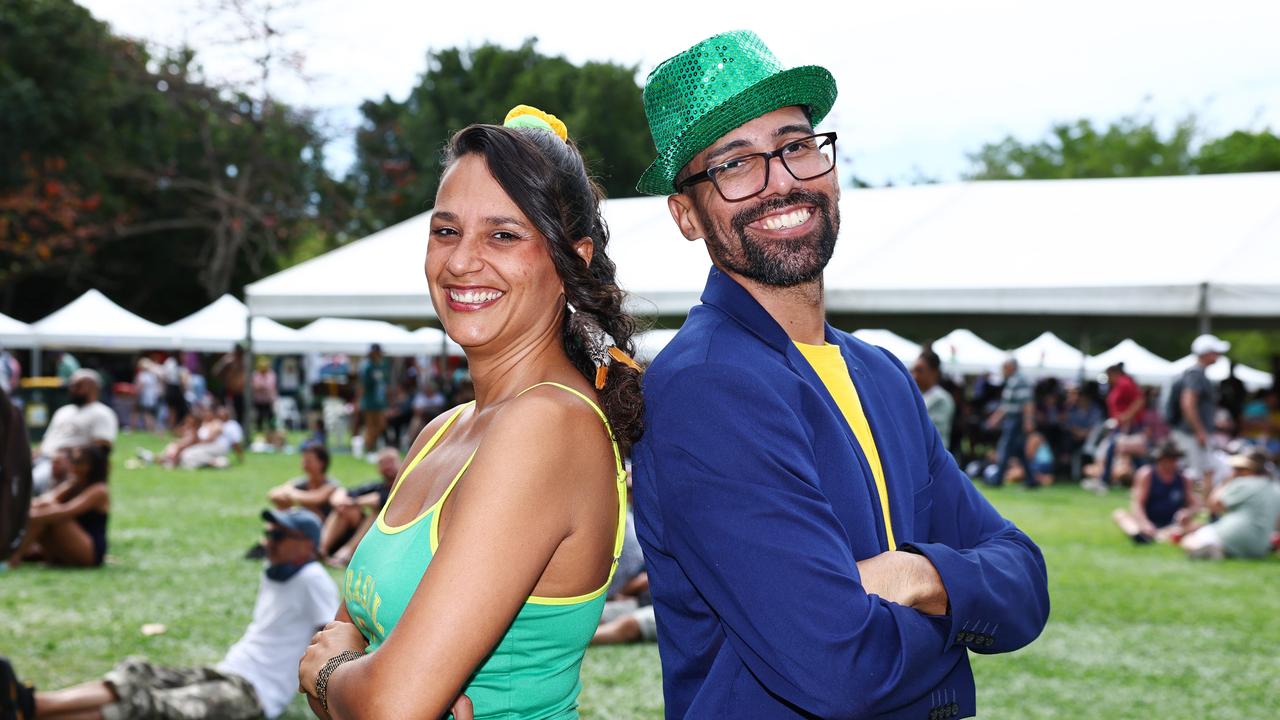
[566,302,642,389]
[504,104,569,142]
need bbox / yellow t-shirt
[795,341,896,550]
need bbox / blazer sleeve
[646,362,968,719]
[889,353,1051,655]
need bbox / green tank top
[343,382,627,720]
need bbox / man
[1110,440,1197,544]
[632,31,1049,719]
[911,349,955,446]
[1180,452,1280,560]
[357,344,391,456]
[211,345,246,423]
[31,369,117,495]
[1095,362,1145,489]
[985,357,1036,487]
[0,508,338,720]
[320,447,399,566]
[1170,334,1229,498]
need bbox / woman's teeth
[449,289,503,304]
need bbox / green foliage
[4,433,1278,719]
[345,40,655,234]
[1196,130,1280,174]
[966,115,1198,180]
[0,0,342,322]
[965,113,1280,181]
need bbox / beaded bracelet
[315,650,363,712]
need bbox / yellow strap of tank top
[517,381,629,605]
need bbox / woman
[299,106,642,719]
[8,445,110,568]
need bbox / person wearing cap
[1169,334,1231,499]
[0,508,338,719]
[30,368,118,495]
[631,30,1049,719]
[1110,440,1198,544]
[1180,451,1280,560]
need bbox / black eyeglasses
[678,132,838,201]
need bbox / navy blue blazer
[633,268,1050,719]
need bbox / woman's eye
[431,226,458,237]
[492,231,520,241]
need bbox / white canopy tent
[246,172,1280,322]
[30,289,170,351]
[164,295,303,354]
[1012,331,1087,379]
[633,329,680,364]
[409,326,465,358]
[294,318,422,356]
[931,329,1008,376]
[0,312,35,350]
[1170,355,1273,392]
[850,329,921,363]
[1084,339,1178,386]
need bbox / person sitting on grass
[0,508,339,720]
[8,445,110,569]
[320,447,400,567]
[1180,451,1280,560]
[1111,439,1198,544]
[267,443,339,519]
[176,405,245,470]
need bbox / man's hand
[857,550,949,616]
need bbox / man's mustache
[731,190,833,233]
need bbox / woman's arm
[311,392,611,720]
[30,484,108,523]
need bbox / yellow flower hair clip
[503,104,569,142]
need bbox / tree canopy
[344,40,654,234]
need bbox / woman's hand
[299,621,368,697]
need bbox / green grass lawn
[2,432,1277,719]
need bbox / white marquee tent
[246,172,1280,322]
[294,318,422,356]
[1084,339,1178,385]
[850,329,921,363]
[165,295,303,354]
[30,289,170,351]
[1012,331,1087,379]
[931,329,1008,375]
[0,312,35,349]
[1170,355,1273,392]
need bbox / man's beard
[698,189,839,288]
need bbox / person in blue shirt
[631,30,1050,719]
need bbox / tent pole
[243,313,255,435]
[1197,282,1211,334]
[32,345,42,377]
[1078,329,1089,382]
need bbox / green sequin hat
[636,30,838,196]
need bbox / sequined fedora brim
[636,31,838,196]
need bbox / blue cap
[261,508,322,548]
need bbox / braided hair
[442,124,644,446]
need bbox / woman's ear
[573,237,594,266]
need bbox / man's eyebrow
[704,139,754,166]
[703,124,817,166]
[775,123,815,138]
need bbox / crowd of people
[0,28,1275,719]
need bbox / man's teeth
[449,289,503,304]
[760,208,812,231]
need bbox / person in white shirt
[0,508,339,720]
[31,369,117,494]
[912,348,956,445]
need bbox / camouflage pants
[100,657,263,720]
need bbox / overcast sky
[79,0,1280,185]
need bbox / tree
[1196,130,1280,175]
[0,0,343,322]
[965,114,1198,180]
[345,40,654,234]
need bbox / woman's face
[426,154,566,352]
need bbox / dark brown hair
[443,124,644,446]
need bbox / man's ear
[667,193,704,242]
[572,237,594,266]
